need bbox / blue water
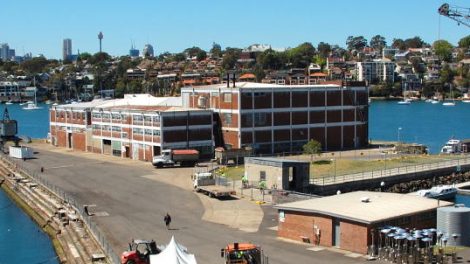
[0,103,57,264]
[0,103,50,139]
[0,190,58,264]
[454,194,470,207]
[370,100,470,153]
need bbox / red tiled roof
[310,72,327,77]
[183,79,196,85]
[239,73,256,79]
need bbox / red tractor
[221,242,263,264]
[120,239,161,264]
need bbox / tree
[88,52,110,65]
[433,40,453,62]
[404,36,425,49]
[184,46,203,58]
[303,139,322,162]
[440,64,455,85]
[287,42,316,68]
[20,57,49,73]
[370,35,387,53]
[78,52,92,61]
[196,50,207,61]
[317,42,331,58]
[391,39,406,50]
[222,47,241,70]
[174,53,186,62]
[346,36,368,51]
[257,49,285,70]
[458,35,470,49]
[210,42,222,58]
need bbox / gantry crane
[438,3,470,28]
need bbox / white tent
[150,236,197,264]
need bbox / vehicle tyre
[156,163,163,168]
[126,260,136,264]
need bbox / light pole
[397,127,402,143]
[331,158,337,182]
[380,181,385,192]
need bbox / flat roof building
[181,81,368,155]
[50,94,214,161]
[274,191,451,254]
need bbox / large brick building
[181,81,368,154]
[49,94,214,161]
[274,191,451,254]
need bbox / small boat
[442,101,455,106]
[425,99,432,103]
[397,99,411,105]
[441,139,461,154]
[22,87,42,110]
[417,185,457,200]
[431,100,439,104]
[462,100,470,103]
[5,100,13,105]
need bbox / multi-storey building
[356,59,395,84]
[49,94,213,161]
[181,81,368,154]
[63,39,72,61]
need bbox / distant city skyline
[0,0,469,59]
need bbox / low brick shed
[274,191,452,254]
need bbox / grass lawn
[310,155,462,178]
[219,154,464,180]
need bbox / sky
[1,0,469,59]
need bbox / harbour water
[370,100,470,153]
[0,103,58,264]
[0,190,58,264]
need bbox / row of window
[91,124,162,137]
[57,112,85,119]
[91,112,161,123]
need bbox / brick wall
[340,220,369,254]
[278,211,333,247]
[72,133,86,152]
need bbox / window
[144,116,152,122]
[133,115,143,122]
[254,113,267,126]
[144,129,153,136]
[92,112,101,119]
[223,93,232,103]
[112,113,121,120]
[153,115,161,123]
[102,113,111,119]
[260,171,266,181]
[132,128,143,134]
[153,130,161,136]
[223,113,232,126]
[111,126,121,132]
[92,124,101,130]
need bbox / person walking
[164,213,171,230]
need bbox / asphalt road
[16,144,377,264]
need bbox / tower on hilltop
[98,32,103,53]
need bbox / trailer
[214,147,252,165]
[192,172,236,198]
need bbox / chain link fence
[1,154,120,264]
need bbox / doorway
[333,218,341,247]
[67,133,72,148]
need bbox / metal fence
[310,156,470,186]
[0,154,120,264]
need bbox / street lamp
[380,181,385,192]
[397,127,402,143]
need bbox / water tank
[437,205,470,246]
[197,96,207,108]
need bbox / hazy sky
[1,0,469,59]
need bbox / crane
[438,3,470,28]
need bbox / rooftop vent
[360,197,370,203]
